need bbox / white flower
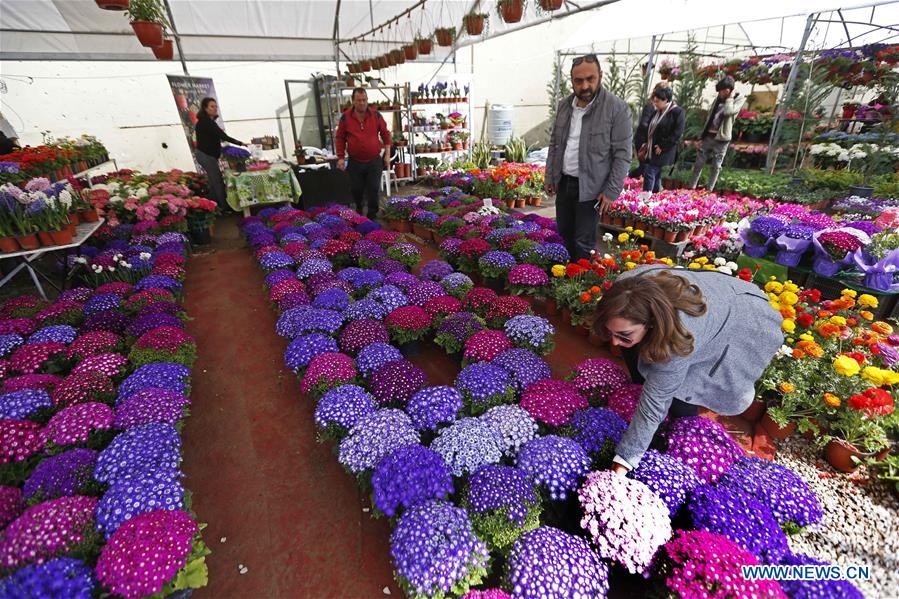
[91,265,102,273]
[135,187,149,199]
[776,344,793,359]
[122,262,132,269]
[75,256,88,264]
[602,233,613,242]
[58,189,73,208]
[726,261,739,270]
[603,253,612,260]
[713,257,726,266]
[716,266,733,275]
[107,266,116,272]
[139,252,152,260]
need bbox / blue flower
[516,435,590,500]
[431,417,505,477]
[406,386,463,431]
[372,445,453,517]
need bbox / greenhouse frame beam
[162,0,189,76]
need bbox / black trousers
[195,150,227,210]
[347,158,383,218]
[555,174,598,260]
[622,346,699,419]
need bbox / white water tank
[486,105,514,145]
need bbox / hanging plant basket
[498,0,525,23]
[403,44,418,60]
[391,49,406,64]
[152,39,174,60]
[95,0,129,9]
[435,28,455,47]
[539,0,564,10]
[360,59,372,72]
[464,14,486,36]
[416,38,433,55]
[131,20,164,48]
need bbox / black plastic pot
[849,184,874,198]
[190,227,212,245]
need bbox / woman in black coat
[639,86,685,193]
[194,97,246,210]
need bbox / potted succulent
[435,27,456,47]
[463,12,488,36]
[126,0,167,48]
[497,0,526,23]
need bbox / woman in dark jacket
[639,86,685,193]
[194,97,246,209]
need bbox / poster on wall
[166,75,221,168]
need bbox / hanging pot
[417,39,433,55]
[95,0,129,9]
[500,0,525,23]
[464,14,485,36]
[391,49,406,65]
[131,21,164,48]
[539,0,565,9]
[385,53,396,67]
[435,28,454,47]
[403,44,418,60]
[153,39,174,60]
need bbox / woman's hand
[611,463,630,477]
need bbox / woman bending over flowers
[592,265,782,474]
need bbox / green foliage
[127,0,167,25]
[467,504,542,552]
[603,46,646,119]
[546,54,572,138]
[155,535,212,598]
[470,141,493,170]
[503,137,530,163]
[128,344,197,368]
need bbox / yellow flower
[823,393,841,408]
[688,262,701,269]
[764,282,784,294]
[783,282,799,293]
[862,366,899,386]
[799,333,814,342]
[779,291,799,306]
[779,382,796,394]
[833,355,861,377]
[786,337,794,344]
[841,289,857,298]
[696,256,709,265]
[634,229,645,238]
[625,226,634,232]
[660,257,674,265]
[625,261,637,270]
[618,233,630,243]
[858,294,879,308]
[872,321,894,335]
[551,264,565,278]
[703,264,717,270]
[829,316,847,327]
[782,319,796,333]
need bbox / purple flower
[0,557,96,598]
[43,402,114,446]
[385,271,420,292]
[22,448,98,502]
[568,358,630,404]
[607,384,643,423]
[125,313,183,339]
[506,526,609,599]
[296,258,333,280]
[276,307,342,338]
[406,280,445,307]
[94,423,182,485]
[750,216,786,240]
[337,408,420,474]
[338,319,389,355]
[311,288,351,312]
[135,274,182,293]
[479,404,538,457]
[116,363,190,403]
[372,445,453,517]
[782,223,815,240]
[96,475,184,539]
[420,260,454,281]
[455,363,515,413]
[478,251,517,278]
[569,407,627,456]
[370,359,426,406]
[628,449,700,516]
[503,315,555,355]
[314,384,376,439]
[0,485,22,528]
[0,495,98,569]
[435,312,485,355]
[491,348,551,391]
[0,334,24,357]
[338,267,385,293]
[664,416,744,483]
[343,298,385,321]
[406,385,463,431]
[431,417,505,477]
[366,284,409,314]
[440,273,474,299]
[259,251,295,272]
[355,342,403,378]
[113,388,190,429]
[389,501,489,598]
[516,435,590,500]
[0,388,52,419]
[264,268,297,288]
[27,325,78,345]
[300,352,357,397]
[464,464,541,551]
[83,293,123,316]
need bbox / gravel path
[774,436,899,599]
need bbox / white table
[0,219,105,299]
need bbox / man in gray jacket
[545,54,633,260]
[689,76,746,191]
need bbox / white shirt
[562,95,595,177]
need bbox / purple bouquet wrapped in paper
[406,385,463,431]
[455,363,515,414]
[516,435,590,500]
[506,526,609,599]
[569,407,627,457]
[0,495,99,569]
[0,557,96,598]
[431,417,505,477]
[463,464,541,551]
[338,408,420,475]
[370,359,426,406]
[390,501,489,598]
[777,554,863,599]
[372,444,453,517]
[664,416,744,483]
[628,449,700,516]
[314,384,376,440]
[93,423,182,485]
[568,358,630,405]
[480,404,538,458]
[284,333,339,373]
[355,342,403,378]
[22,448,98,502]
[774,224,816,267]
[96,475,184,539]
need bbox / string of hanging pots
[94,0,175,61]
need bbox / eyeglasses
[572,54,599,67]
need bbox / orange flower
[847,317,858,326]
[779,382,796,394]
[859,310,874,321]
[817,323,840,338]
[823,393,841,408]
[639,244,649,251]
[580,292,591,303]
[817,310,833,319]
[792,348,806,359]
[644,251,656,261]
[872,321,894,335]
[589,286,601,295]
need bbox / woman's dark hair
[651,87,673,103]
[591,270,707,363]
[715,76,736,91]
[198,97,217,119]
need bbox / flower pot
[612,217,624,227]
[500,0,525,23]
[360,60,372,72]
[50,228,74,246]
[15,234,40,251]
[37,231,54,246]
[515,198,526,208]
[0,237,18,253]
[67,222,76,236]
[544,298,559,316]
[403,45,418,60]
[675,229,691,243]
[824,439,872,473]
[416,168,426,178]
[760,412,796,440]
[81,208,100,223]
[412,223,433,241]
[131,21,164,48]
[395,220,412,233]
[464,14,485,36]
[435,29,454,47]
[532,197,542,207]
[190,227,212,245]
[95,0,129,8]
[652,226,665,239]
[663,230,677,243]
[539,0,564,9]
[433,234,445,246]
[739,399,766,423]
[849,184,874,198]
[417,39,433,55]
[152,39,174,60]
[400,340,421,358]
[775,249,805,267]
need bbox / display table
[291,162,354,209]
[0,219,105,300]
[225,164,301,214]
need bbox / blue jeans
[642,163,663,193]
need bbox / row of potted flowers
[238,203,858,598]
[0,225,209,597]
[0,137,110,186]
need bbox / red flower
[847,388,894,417]
[797,313,814,328]
[737,268,752,282]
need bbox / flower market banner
[167,75,220,168]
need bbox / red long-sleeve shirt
[335,107,391,162]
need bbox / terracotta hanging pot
[435,28,455,47]
[416,39,433,55]
[403,44,417,60]
[539,0,564,9]
[153,39,174,60]
[499,0,525,23]
[385,53,396,67]
[95,0,129,9]
[464,14,485,36]
[391,49,406,64]
[131,21,164,48]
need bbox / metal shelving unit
[406,90,473,178]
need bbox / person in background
[0,113,21,155]
[689,76,745,191]
[545,54,633,260]
[631,81,671,180]
[336,88,392,220]
[591,264,782,474]
[194,97,246,210]
[640,86,685,193]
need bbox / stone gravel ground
[774,436,899,599]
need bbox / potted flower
[537,0,564,11]
[463,12,488,36]
[152,38,174,60]
[222,145,250,172]
[126,0,168,48]
[416,35,433,55]
[478,250,516,291]
[403,44,417,61]
[497,0,526,23]
[95,0,129,9]
[853,230,899,291]
[435,27,455,47]
[385,305,432,357]
[507,264,550,300]
[825,387,893,472]
[811,229,866,277]
[186,197,218,245]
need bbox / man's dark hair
[352,87,368,99]
[715,76,736,91]
[651,87,673,102]
[571,54,602,74]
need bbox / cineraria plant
[490,348,551,392]
[431,417,506,477]
[371,444,454,518]
[462,287,498,316]
[606,384,643,423]
[355,342,403,379]
[384,306,433,345]
[387,242,422,270]
[479,405,538,458]
[43,402,115,447]
[406,386,464,432]
[478,250,517,281]
[777,553,863,599]
[93,422,182,486]
[0,557,97,597]
[338,409,420,476]
[389,501,490,599]
[441,273,475,300]
[463,330,513,364]
[0,388,52,420]
[567,358,630,406]
[578,470,671,574]
[463,464,542,552]
[370,359,426,406]
[520,379,588,427]
[516,435,590,501]
[435,312,485,356]
[338,319,390,355]
[628,449,701,517]
[423,295,463,323]
[113,388,190,430]
[0,495,99,569]
[568,407,627,463]
[455,363,516,415]
[503,315,553,354]
[283,333,340,374]
[506,264,549,297]
[22,448,98,503]
[299,352,358,399]
[95,475,185,539]
[420,259,455,282]
[664,416,744,484]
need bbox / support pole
[642,34,658,103]
[162,0,189,75]
[766,12,817,171]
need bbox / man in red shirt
[336,88,392,219]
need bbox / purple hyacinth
[372,444,453,517]
[22,448,98,502]
[314,384,376,439]
[629,448,701,516]
[406,385,464,431]
[569,407,628,456]
[355,342,403,378]
[337,408,420,474]
[94,423,182,485]
[516,435,590,500]
[431,417,505,477]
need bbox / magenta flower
[300,353,358,397]
[43,402,115,446]
[0,418,44,464]
[464,330,513,363]
[568,358,630,404]
[0,495,98,569]
[520,379,588,426]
